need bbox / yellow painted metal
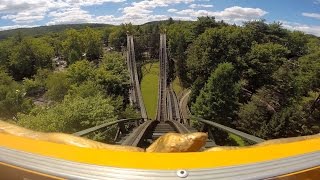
[0,133,319,170]
[0,162,64,180]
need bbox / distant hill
[0,24,113,40]
[0,21,196,40]
[142,19,192,26]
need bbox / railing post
[118,121,128,134]
[114,127,121,142]
[135,119,140,127]
[207,127,216,144]
[200,123,207,132]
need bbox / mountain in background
[0,24,113,40]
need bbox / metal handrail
[191,116,265,143]
[73,118,142,137]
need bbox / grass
[141,62,159,119]
[228,133,246,146]
[172,77,184,96]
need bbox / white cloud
[0,0,49,14]
[314,0,320,4]
[122,0,194,23]
[170,16,193,21]
[189,4,213,8]
[2,3,267,28]
[0,0,125,24]
[0,24,38,31]
[175,6,267,24]
[0,0,52,23]
[2,14,44,23]
[0,0,268,28]
[281,21,320,36]
[168,8,178,13]
[212,6,268,22]
[302,12,320,20]
[64,0,126,6]
[47,7,94,25]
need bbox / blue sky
[0,0,319,36]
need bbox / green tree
[45,72,70,102]
[67,80,104,98]
[238,57,320,139]
[191,63,240,125]
[266,22,288,44]
[41,33,63,57]
[237,88,277,137]
[243,20,269,43]
[0,39,13,69]
[9,38,54,80]
[108,26,126,51]
[18,94,117,133]
[286,31,308,58]
[23,69,50,96]
[68,49,81,64]
[306,37,320,54]
[103,28,112,46]
[238,90,319,139]
[83,27,103,61]
[0,70,32,119]
[94,53,130,96]
[67,60,95,85]
[295,51,320,95]
[167,22,194,86]
[62,29,84,64]
[187,26,253,83]
[193,16,219,36]
[240,43,289,91]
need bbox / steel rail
[168,88,181,121]
[191,116,265,143]
[126,36,137,105]
[1,147,319,179]
[163,34,168,121]
[156,34,167,121]
[172,90,181,120]
[73,118,142,137]
[166,89,173,120]
[121,119,190,147]
[129,36,148,120]
[155,34,162,120]
[126,35,148,120]
[121,34,189,147]
[167,120,190,134]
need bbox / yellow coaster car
[1,132,319,180]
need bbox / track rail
[127,35,148,120]
[121,120,156,146]
[121,33,259,148]
[167,88,181,121]
[121,34,189,147]
[156,34,168,122]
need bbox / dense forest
[0,17,319,142]
[0,24,112,40]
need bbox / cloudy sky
[0,0,319,36]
